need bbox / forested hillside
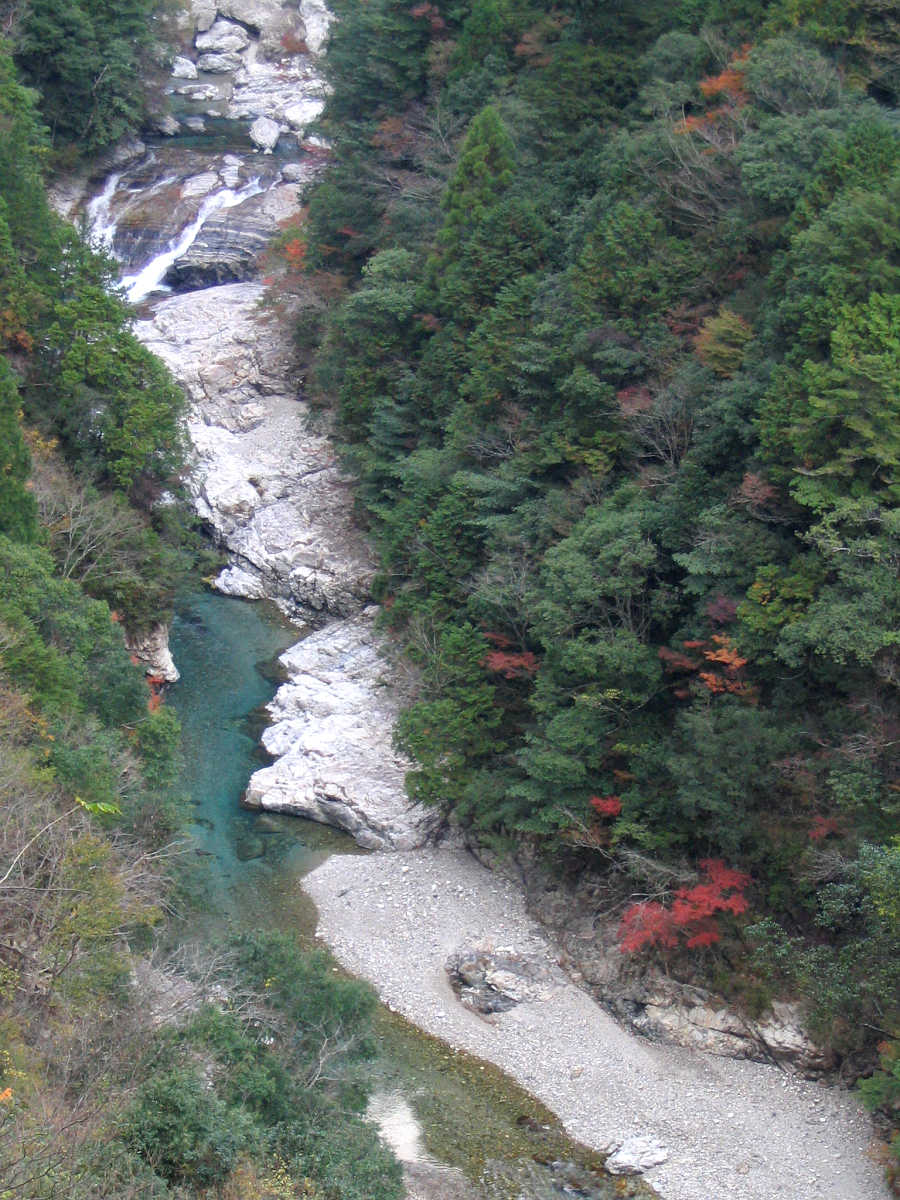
[0,24,403,1200]
[293,0,900,1158]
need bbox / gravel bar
[304,846,890,1200]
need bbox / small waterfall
[86,171,123,251]
[121,177,266,303]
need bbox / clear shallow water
[167,588,358,936]
[165,588,652,1199]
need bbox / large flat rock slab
[246,609,435,849]
[135,282,375,617]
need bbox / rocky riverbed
[306,848,890,1200]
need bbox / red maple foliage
[619,859,750,953]
[659,635,755,701]
[809,815,843,843]
[409,2,445,32]
[483,649,540,679]
[590,795,623,817]
[283,237,307,270]
[658,645,700,673]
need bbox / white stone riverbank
[306,847,891,1200]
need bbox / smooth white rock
[606,1137,670,1176]
[300,0,333,54]
[176,83,223,102]
[171,56,199,80]
[191,0,217,32]
[155,114,181,136]
[198,52,245,73]
[228,58,319,122]
[217,0,284,31]
[249,115,281,151]
[245,609,434,849]
[196,18,251,53]
[283,97,324,132]
[134,282,374,618]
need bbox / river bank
[306,847,889,1200]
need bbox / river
[166,589,647,1199]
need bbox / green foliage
[322,0,433,125]
[790,293,900,502]
[0,361,36,542]
[41,283,185,492]
[302,0,900,1073]
[0,534,145,723]
[124,1066,258,1187]
[13,0,155,154]
[749,841,900,1048]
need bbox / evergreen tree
[0,361,36,543]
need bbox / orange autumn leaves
[675,46,751,136]
[659,634,756,702]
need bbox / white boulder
[217,0,284,31]
[196,18,251,54]
[605,1136,670,1176]
[249,115,281,152]
[171,56,199,80]
[283,98,324,132]
[191,0,217,32]
[245,611,434,850]
[300,0,333,54]
[198,52,245,73]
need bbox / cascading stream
[84,170,123,249]
[119,176,266,302]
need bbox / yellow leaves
[0,1087,12,1103]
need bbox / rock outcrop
[166,181,300,288]
[249,114,281,151]
[195,17,251,53]
[135,281,375,617]
[517,852,835,1075]
[244,610,435,850]
[605,1137,670,1177]
[124,623,180,682]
